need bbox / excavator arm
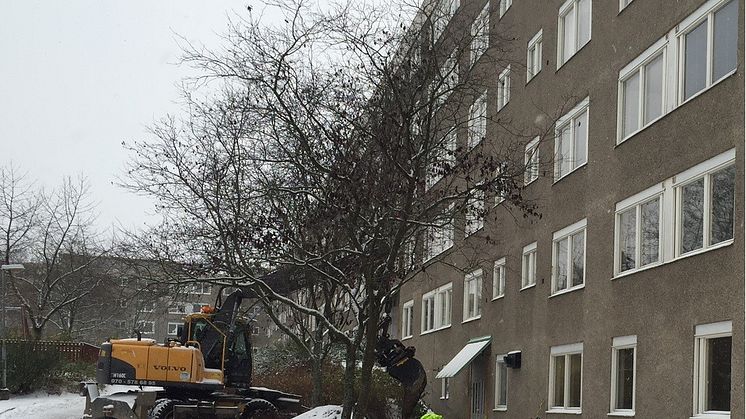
[375,313,427,419]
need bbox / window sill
[613,239,733,280]
[547,408,582,415]
[491,294,505,302]
[553,162,587,185]
[524,177,539,187]
[520,283,536,291]
[608,411,635,417]
[401,335,413,341]
[440,397,449,401]
[526,71,541,85]
[493,407,507,412]
[679,68,737,110]
[556,39,591,72]
[462,315,482,324]
[549,284,585,298]
[689,415,730,419]
[465,226,484,238]
[616,112,667,146]
[420,324,451,336]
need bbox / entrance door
[470,356,485,419]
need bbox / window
[492,258,506,299]
[616,0,737,142]
[470,3,490,66]
[137,321,155,335]
[497,66,511,111]
[551,219,586,295]
[113,320,127,329]
[693,321,732,416]
[676,162,735,256]
[118,299,127,309]
[555,97,588,181]
[613,149,735,277]
[610,335,637,414]
[468,91,488,149]
[426,127,457,190]
[465,188,485,236]
[191,283,212,295]
[402,300,414,339]
[421,283,452,333]
[139,301,155,313]
[498,0,511,18]
[435,51,459,106]
[168,302,187,314]
[619,48,665,140]
[493,163,508,206]
[557,0,591,67]
[549,343,583,412]
[620,0,633,11]
[423,214,454,262]
[191,303,208,313]
[432,0,460,43]
[527,30,543,81]
[463,269,482,321]
[521,242,537,289]
[494,355,508,410]
[441,377,450,400]
[681,0,737,102]
[615,189,662,275]
[167,322,181,336]
[524,137,540,185]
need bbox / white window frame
[548,342,584,413]
[465,188,485,237]
[693,321,732,418]
[468,90,488,149]
[615,0,738,143]
[521,242,537,290]
[432,0,460,43]
[554,97,589,182]
[436,51,459,106]
[527,29,543,82]
[611,149,735,279]
[674,155,736,258]
[613,184,664,276]
[402,300,414,339]
[463,269,483,322]
[113,320,127,329]
[421,283,453,334]
[557,0,592,68]
[497,66,511,111]
[494,354,508,410]
[617,39,668,143]
[426,127,457,191]
[551,219,587,296]
[498,0,512,18]
[137,320,155,335]
[492,258,506,300]
[677,0,739,105]
[168,302,187,315]
[610,335,637,415]
[619,0,633,11]
[423,209,455,262]
[470,3,490,66]
[441,376,450,400]
[167,322,181,336]
[524,137,540,185]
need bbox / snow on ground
[0,385,149,419]
[293,405,342,419]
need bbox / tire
[241,399,279,419]
[148,399,176,419]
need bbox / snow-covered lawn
[293,405,342,419]
[0,385,137,419]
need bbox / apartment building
[394,0,743,417]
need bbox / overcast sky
[0,0,272,234]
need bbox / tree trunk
[310,359,323,407]
[341,344,358,419]
[354,304,381,418]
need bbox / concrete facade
[395,0,744,418]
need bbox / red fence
[1,340,100,363]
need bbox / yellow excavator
[81,288,301,419]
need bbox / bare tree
[123,0,570,417]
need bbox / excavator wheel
[241,399,279,419]
[148,398,176,419]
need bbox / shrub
[7,342,62,394]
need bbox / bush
[253,342,404,418]
[5,342,96,394]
